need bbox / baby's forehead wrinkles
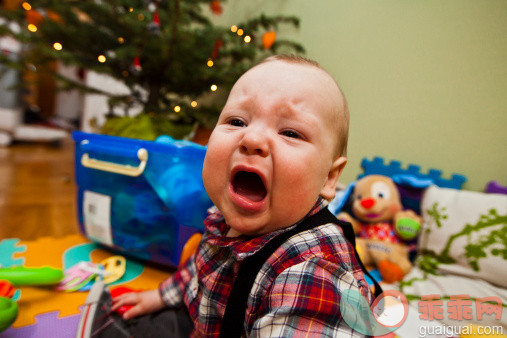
[224,89,252,109]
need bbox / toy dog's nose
[360,198,375,209]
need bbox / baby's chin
[225,221,270,237]
[220,198,314,237]
[224,214,289,237]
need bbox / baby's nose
[239,130,269,157]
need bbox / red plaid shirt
[159,199,372,337]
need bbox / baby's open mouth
[232,171,267,202]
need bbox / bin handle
[81,148,148,177]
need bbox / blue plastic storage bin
[72,131,213,268]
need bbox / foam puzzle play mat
[0,234,171,337]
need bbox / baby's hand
[111,289,165,320]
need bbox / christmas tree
[0,0,304,140]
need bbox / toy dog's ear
[321,156,347,201]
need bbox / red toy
[110,286,143,316]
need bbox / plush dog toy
[338,175,421,283]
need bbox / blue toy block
[359,157,466,189]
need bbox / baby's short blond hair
[259,55,349,157]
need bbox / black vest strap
[219,207,382,338]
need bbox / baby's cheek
[280,180,319,219]
[202,150,226,193]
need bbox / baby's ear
[320,156,347,201]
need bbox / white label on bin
[83,191,113,246]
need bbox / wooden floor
[0,137,80,240]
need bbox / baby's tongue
[233,171,267,202]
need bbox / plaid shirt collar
[203,197,328,259]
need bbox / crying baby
[112,55,372,337]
